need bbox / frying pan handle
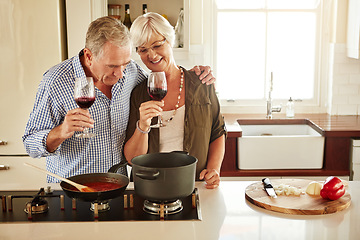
[108,160,128,173]
[135,170,160,180]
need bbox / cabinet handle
[0,140,8,145]
[0,165,10,170]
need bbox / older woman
[124,12,226,189]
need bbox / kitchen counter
[221,114,360,178]
[0,158,359,240]
[223,113,360,136]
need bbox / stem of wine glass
[83,127,89,134]
[158,114,162,127]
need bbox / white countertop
[1,157,359,240]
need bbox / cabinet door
[0,0,63,155]
[352,139,360,180]
[0,156,47,190]
[66,0,107,57]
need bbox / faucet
[266,72,282,119]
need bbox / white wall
[329,43,360,115]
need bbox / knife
[262,178,277,198]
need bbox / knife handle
[262,178,273,188]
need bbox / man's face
[87,41,131,87]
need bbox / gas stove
[0,187,201,222]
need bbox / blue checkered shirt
[22,52,147,182]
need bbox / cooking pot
[60,160,129,202]
[131,151,198,201]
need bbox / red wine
[148,87,167,101]
[75,97,95,109]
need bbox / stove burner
[143,199,183,215]
[6,187,65,219]
[90,201,110,212]
[1,189,201,222]
[24,199,48,214]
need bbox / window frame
[211,0,330,114]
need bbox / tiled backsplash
[330,43,360,115]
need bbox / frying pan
[60,160,129,202]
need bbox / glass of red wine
[147,71,167,128]
[74,77,96,138]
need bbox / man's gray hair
[85,16,131,58]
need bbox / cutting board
[245,179,351,215]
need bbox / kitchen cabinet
[221,114,360,178]
[107,0,190,61]
[0,0,66,156]
[351,139,360,180]
[66,0,190,67]
[108,0,184,28]
[65,0,107,57]
[0,157,47,189]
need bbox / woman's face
[137,33,174,73]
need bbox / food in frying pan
[66,182,124,192]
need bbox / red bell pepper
[320,176,345,200]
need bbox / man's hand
[60,108,94,138]
[46,108,94,152]
[190,65,216,85]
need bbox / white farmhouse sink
[237,120,325,170]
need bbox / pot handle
[108,160,128,173]
[171,151,189,155]
[135,170,160,180]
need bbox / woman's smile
[151,58,161,64]
[150,58,162,64]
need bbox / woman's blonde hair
[85,16,131,58]
[130,12,175,48]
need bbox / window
[214,0,325,112]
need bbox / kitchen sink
[237,119,325,170]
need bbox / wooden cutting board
[245,178,351,215]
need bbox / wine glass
[74,77,96,138]
[147,71,167,128]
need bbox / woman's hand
[124,100,163,162]
[199,169,220,189]
[190,65,216,85]
[138,100,164,130]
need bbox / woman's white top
[159,105,185,152]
